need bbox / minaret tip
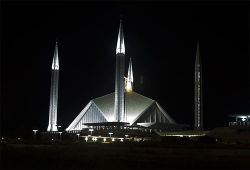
[116,20,125,54]
[52,42,59,70]
[126,57,133,92]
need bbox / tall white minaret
[47,42,59,132]
[194,42,203,131]
[114,20,125,122]
[126,58,133,92]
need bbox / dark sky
[1,1,249,136]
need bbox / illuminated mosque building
[65,20,187,132]
[47,20,204,133]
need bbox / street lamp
[108,132,113,138]
[76,133,80,140]
[32,129,38,135]
[89,129,94,135]
[57,125,61,131]
[59,132,62,140]
[32,130,38,139]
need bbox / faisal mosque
[47,20,204,134]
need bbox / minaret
[47,42,59,132]
[194,42,203,131]
[126,58,133,92]
[114,20,125,122]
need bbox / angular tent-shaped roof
[66,92,176,131]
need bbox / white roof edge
[155,102,176,124]
[131,101,156,125]
[65,101,93,131]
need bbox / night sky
[1,1,249,136]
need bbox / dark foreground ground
[1,142,250,169]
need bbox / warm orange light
[125,77,132,92]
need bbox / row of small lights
[1,129,41,141]
[81,130,130,142]
[84,135,129,142]
[1,129,63,141]
[1,129,40,141]
[1,137,22,141]
[1,128,199,141]
[1,128,128,141]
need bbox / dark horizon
[1,1,249,136]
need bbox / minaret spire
[52,42,59,70]
[116,19,125,55]
[126,58,133,92]
[194,42,203,131]
[47,42,60,132]
[114,20,126,122]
